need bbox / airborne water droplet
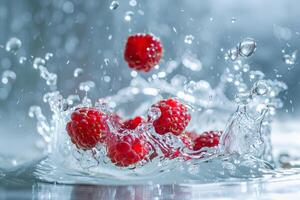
[5,37,22,53]
[124,11,134,22]
[1,70,16,84]
[109,1,119,10]
[73,68,83,77]
[283,50,297,65]
[45,53,53,60]
[33,57,46,69]
[184,35,194,44]
[79,81,95,92]
[129,0,137,7]
[19,56,27,64]
[238,38,257,57]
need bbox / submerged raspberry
[106,133,150,167]
[121,116,144,130]
[150,98,191,135]
[66,107,109,150]
[182,131,222,151]
[124,33,163,72]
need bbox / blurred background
[0,0,300,167]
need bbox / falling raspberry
[124,33,163,72]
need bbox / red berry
[66,107,109,150]
[124,33,163,72]
[106,134,150,167]
[121,116,144,130]
[182,131,221,151]
[150,98,191,135]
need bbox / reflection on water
[2,177,300,200]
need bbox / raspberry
[121,116,144,130]
[182,131,221,151]
[150,98,191,135]
[66,107,109,150]
[124,33,163,72]
[106,134,150,167]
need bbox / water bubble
[19,56,27,64]
[242,64,250,72]
[184,35,194,44]
[33,57,46,69]
[103,75,111,82]
[283,51,297,65]
[5,37,22,53]
[182,53,202,71]
[124,11,134,22]
[252,80,269,96]
[79,81,95,92]
[231,17,236,23]
[1,70,16,84]
[109,1,119,10]
[148,106,161,122]
[225,47,239,61]
[104,58,110,66]
[130,71,138,78]
[45,53,53,60]
[129,0,137,7]
[238,38,257,57]
[226,73,234,82]
[73,68,83,77]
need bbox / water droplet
[231,17,236,23]
[5,37,22,53]
[283,50,297,65]
[19,56,27,64]
[79,81,95,92]
[45,53,53,60]
[33,57,46,69]
[124,11,134,22]
[129,0,137,7]
[73,68,83,77]
[148,106,161,122]
[252,80,269,96]
[238,38,257,57]
[242,64,250,72]
[225,47,239,61]
[109,1,119,10]
[1,70,16,84]
[104,58,110,66]
[130,71,138,77]
[182,53,202,71]
[184,35,194,44]
[103,75,111,82]
[226,73,234,82]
